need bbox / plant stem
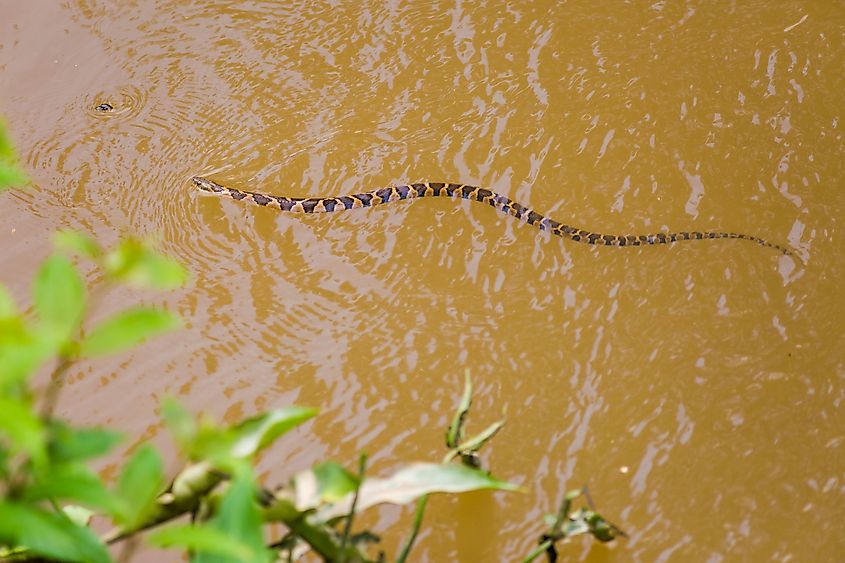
[39,355,71,419]
[521,539,553,563]
[7,356,72,497]
[338,452,367,563]
[396,494,429,563]
[39,281,108,419]
[582,485,595,510]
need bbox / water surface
[0,1,843,560]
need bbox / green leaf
[148,524,255,561]
[183,423,233,463]
[295,461,359,510]
[79,307,180,357]
[162,398,197,450]
[0,446,9,480]
[0,502,111,563]
[163,404,317,468]
[195,472,270,563]
[0,285,16,318]
[47,422,123,463]
[563,509,592,537]
[0,164,29,191]
[105,239,187,289]
[585,510,626,542]
[62,505,95,527]
[53,231,102,260]
[564,488,583,501]
[262,495,365,561]
[0,121,21,159]
[23,464,115,513]
[320,462,522,520]
[33,255,86,346]
[0,337,52,389]
[113,462,224,542]
[149,471,270,563]
[168,461,225,506]
[456,419,505,453]
[229,407,317,459]
[112,444,165,529]
[0,296,46,389]
[0,169,26,189]
[314,461,359,502]
[0,397,46,468]
[0,120,29,191]
[447,370,472,448]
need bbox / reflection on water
[1,1,843,560]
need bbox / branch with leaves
[0,234,522,563]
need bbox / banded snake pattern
[191,177,792,256]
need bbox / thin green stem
[581,485,595,511]
[48,497,63,515]
[39,280,108,420]
[38,355,71,420]
[396,494,429,563]
[338,452,367,563]
[7,355,73,498]
[521,539,553,563]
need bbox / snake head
[191,176,225,193]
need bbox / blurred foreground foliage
[0,121,623,561]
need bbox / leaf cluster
[523,487,627,562]
[0,234,523,562]
[0,233,187,562]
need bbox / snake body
[191,176,792,255]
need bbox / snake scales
[191,176,792,256]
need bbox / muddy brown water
[1,2,844,561]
